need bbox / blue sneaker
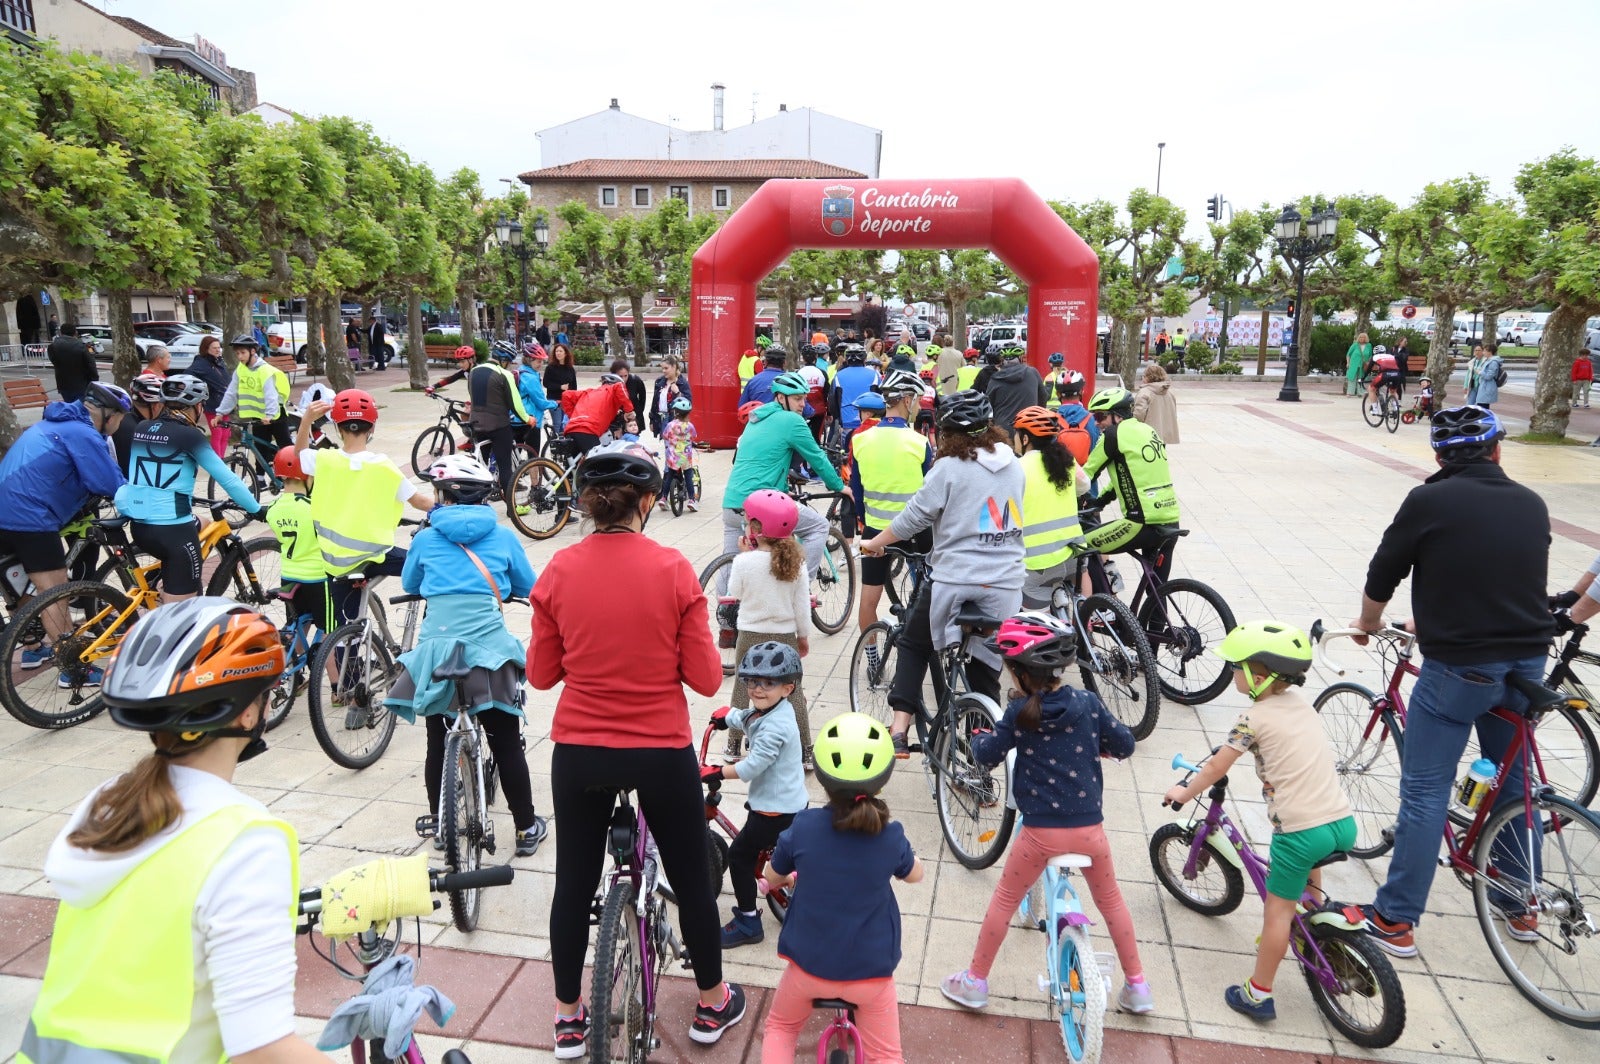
[1224,983,1275,1021]
[719,910,763,949]
[58,666,104,690]
[19,643,52,670]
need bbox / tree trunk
[1256,309,1269,376]
[358,299,374,360]
[303,294,325,377]
[1294,299,1313,379]
[1109,315,1142,388]
[1354,307,1372,338]
[458,286,477,348]
[407,288,429,390]
[322,296,354,392]
[110,290,141,387]
[1529,304,1588,436]
[1426,299,1458,402]
[602,300,621,359]
[777,294,797,354]
[629,293,648,367]
[1481,310,1499,349]
[218,293,249,351]
[949,299,968,357]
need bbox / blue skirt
[384,594,526,722]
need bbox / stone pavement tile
[928,856,1003,924]
[1435,974,1594,1063]
[0,892,55,970]
[2,973,39,1057]
[894,1000,1033,1062]
[4,938,48,978]
[1409,913,1509,986]
[292,932,521,1034]
[0,812,64,871]
[319,797,420,854]
[267,786,369,845]
[0,865,40,894]
[913,914,1039,1011]
[470,958,554,1048]
[1097,1026,1179,1064]
[428,925,549,962]
[1173,943,1334,1049]
[650,976,768,1062]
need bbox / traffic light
[1286,299,1297,317]
[1206,193,1223,221]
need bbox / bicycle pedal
[1037,973,1051,993]
[414,814,437,839]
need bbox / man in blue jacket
[738,346,789,406]
[0,383,130,672]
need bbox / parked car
[81,324,191,369]
[1524,325,1546,348]
[1505,318,1540,346]
[266,319,311,361]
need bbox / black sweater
[1364,462,1555,665]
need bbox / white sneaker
[1368,404,1380,415]
[1117,981,1156,1014]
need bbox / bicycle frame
[1018,858,1104,1059]
[595,791,685,1045]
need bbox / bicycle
[1045,546,1162,740]
[1361,377,1403,433]
[411,392,474,473]
[507,434,585,541]
[1017,848,1111,1062]
[0,503,280,729]
[847,554,1015,869]
[1151,752,1407,1048]
[1306,639,1600,1028]
[1309,621,1598,859]
[695,721,792,924]
[208,419,280,503]
[666,467,700,517]
[262,595,322,731]
[298,853,514,1064]
[805,999,865,1064]
[588,786,693,1062]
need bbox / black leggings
[133,520,203,595]
[729,810,794,913]
[550,743,723,1001]
[425,710,538,832]
[480,424,516,501]
[887,581,1000,720]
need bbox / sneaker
[690,982,747,1044]
[553,1005,589,1060]
[58,666,103,690]
[1497,907,1540,942]
[801,748,814,774]
[939,969,989,1009]
[720,910,763,949]
[19,643,52,670]
[892,732,911,760]
[721,733,744,764]
[516,818,548,857]
[1358,904,1418,958]
[1117,981,1155,1014]
[687,501,699,512]
[657,499,669,510]
[1224,983,1275,1021]
[1368,404,1380,416]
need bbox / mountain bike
[0,503,278,729]
[1045,547,1161,740]
[696,721,792,923]
[411,392,474,473]
[208,419,280,503]
[849,548,942,726]
[299,853,513,1064]
[1017,848,1111,1062]
[1151,752,1406,1047]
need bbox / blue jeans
[1374,654,1546,925]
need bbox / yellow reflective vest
[234,360,271,420]
[957,364,981,390]
[1021,450,1083,571]
[852,423,927,531]
[21,805,298,1064]
[737,352,759,385]
[310,450,404,575]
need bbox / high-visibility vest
[1172,333,1187,350]
[235,360,271,420]
[21,805,298,1064]
[852,424,926,530]
[957,364,980,390]
[1021,450,1083,571]
[738,353,759,385]
[267,491,324,581]
[310,450,404,575]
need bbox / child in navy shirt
[762,713,922,1063]
[940,611,1154,1015]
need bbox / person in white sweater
[724,489,814,767]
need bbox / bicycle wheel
[410,426,458,475]
[669,475,685,517]
[1385,396,1402,433]
[1313,683,1402,859]
[264,648,304,731]
[1297,923,1406,1048]
[205,454,260,504]
[440,729,485,932]
[1136,577,1236,705]
[507,457,572,540]
[697,552,739,676]
[205,536,284,615]
[1056,923,1105,1063]
[1473,793,1600,1027]
[1362,396,1384,427]
[1148,821,1245,915]
[1521,704,1599,814]
[848,622,898,725]
[92,544,151,592]
[765,880,790,924]
[1078,593,1161,740]
[810,528,856,635]
[307,622,397,769]
[934,695,1015,870]
[707,830,729,895]
[590,880,646,1063]
[0,581,134,729]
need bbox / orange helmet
[272,447,306,481]
[331,389,378,426]
[738,400,764,424]
[454,344,476,361]
[1013,405,1066,439]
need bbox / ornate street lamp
[1273,203,1339,402]
[495,213,536,349]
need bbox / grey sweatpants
[929,581,1023,675]
[718,504,828,595]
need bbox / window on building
[712,186,732,210]
[1,0,37,37]
[599,186,617,207]
[633,186,652,208]
[669,185,690,206]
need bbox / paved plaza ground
[1,368,1597,1062]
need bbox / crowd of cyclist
[8,324,1600,1064]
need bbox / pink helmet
[985,610,1078,672]
[742,489,799,539]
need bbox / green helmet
[812,712,897,796]
[772,370,810,396]
[754,335,772,348]
[1215,620,1313,700]
[1001,345,1025,360]
[1086,387,1134,414]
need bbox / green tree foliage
[891,249,999,347]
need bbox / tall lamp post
[1273,204,1339,403]
[494,214,549,349]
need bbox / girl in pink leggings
[761,713,924,1063]
[940,611,1155,1015]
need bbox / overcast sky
[104,0,1600,237]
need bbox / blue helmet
[852,392,887,413]
[1429,405,1504,461]
[670,396,693,414]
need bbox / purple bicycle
[1149,752,1406,1048]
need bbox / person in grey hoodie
[861,390,1026,755]
[984,347,1050,438]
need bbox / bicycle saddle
[1046,853,1093,871]
[955,601,1003,635]
[1310,851,1348,871]
[1506,672,1570,716]
[811,998,859,1011]
[93,516,130,530]
[431,642,474,682]
[1151,527,1189,545]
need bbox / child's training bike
[696,720,792,922]
[1017,846,1112,1062]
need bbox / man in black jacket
[983,346,1049,438]
[367,315,387,370]
[1350,405,1555,960]
[47,324,98,402]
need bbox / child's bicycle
[1398,386,1434,425]
[1150,751,1406,1048]
[808,998,864,1064]
[666,468,700,517]
[262,592,324,731]
[1017,847,1112,1063]
[298,852,514,1063]
[695,720,793,922]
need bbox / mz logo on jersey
[976,495,1023,547]
[821,186,856,237]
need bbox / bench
[4,378,50,411]
[268,354,300,386]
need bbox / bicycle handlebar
[1309,617,1415,676]
[297,858,515,917]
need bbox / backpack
[1491,358,1508,388]
[1056,420,1091,466]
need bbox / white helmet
[426,453,496,503]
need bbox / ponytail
[828,789,890,835]
[1035,434,1076,492]
[1010,664,1061,732]
[67,732,214,853]
[766,536,803,583]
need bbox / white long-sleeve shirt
[727,548,812,637]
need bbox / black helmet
[938,389,993,432]
[842,344,867,365]
[229,333,259,349]
[764,345,788,363]
[1429,405,1504,463]
[576,440,663,494]
[738,640,802,683]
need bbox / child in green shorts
[1163,620,1356,1022]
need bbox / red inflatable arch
[688,177,1100,446]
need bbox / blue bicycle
[264,592,324,731]
[1018,850,1109,1063]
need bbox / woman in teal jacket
[1345,332,1373,396]
[516,349,560,453]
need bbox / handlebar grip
[432,864,515,893]
[399,517,424,527]
[390,594,423,605]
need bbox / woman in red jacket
[528,441,742,1058]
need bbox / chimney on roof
[609,98,620,110]
[712,83,725,132]
[779,103,787,112]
